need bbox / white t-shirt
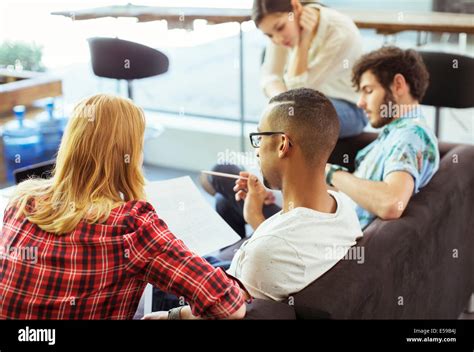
[261,4,363,104]
[227,190,363,301]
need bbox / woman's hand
[287,1,319,78]
[298,6,319,46]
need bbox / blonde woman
[255,0,367,137]
[0,94,246,320]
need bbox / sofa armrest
[328,133,378,172]
[244,299,297,320]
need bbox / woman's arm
[143,238,246,319]
[285,12,362,90]
[123,205,246,319]
[286,6,319,79]
[264,80,287,99]
[261,41,288,98]
[286,40,311,79]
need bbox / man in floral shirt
[325,46,439,229]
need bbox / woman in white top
[253,0,367,137]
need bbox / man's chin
[263,176,279,190]
[263,177,272,189]
[369,116,384,129]
[372,117,394,129]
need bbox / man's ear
[291,0,303,15]
[392,73,409,97]
[278,134,291,159]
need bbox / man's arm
[331,170,415,220]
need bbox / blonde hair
[11,94,146,234]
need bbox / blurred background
[0,0,473,187]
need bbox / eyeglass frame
[249,131,287,148]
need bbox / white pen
[201,170,249,180]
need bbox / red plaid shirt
[0,200,244,319]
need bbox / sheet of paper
[0,178,241,256]
[144,176,241,256]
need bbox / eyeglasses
[249,132,285,148]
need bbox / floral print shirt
[353,110,439,229]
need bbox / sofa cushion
[244,298,297,320]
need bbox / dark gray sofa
[224,132,474,319]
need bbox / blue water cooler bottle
[35,98,66,161]
[2,106,43,183]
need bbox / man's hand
[142,306,200,320]
[233,172,267,230]
[142,311,168,320]
[263,191,276,205]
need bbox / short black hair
[352,46,429,101]
[268,88,339,166]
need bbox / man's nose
[357,96,366,109]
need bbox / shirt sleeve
[123,201,244,319]
[382,127,437,193]
[284,24,361,90]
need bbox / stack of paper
[144,176,240,255]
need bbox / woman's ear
[291,0,303,15]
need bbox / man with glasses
[203,47,438,236]
[210,88,362,301]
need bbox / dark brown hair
[252,0,317,25]
[352,46,430,101]
[268,88,339,166]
